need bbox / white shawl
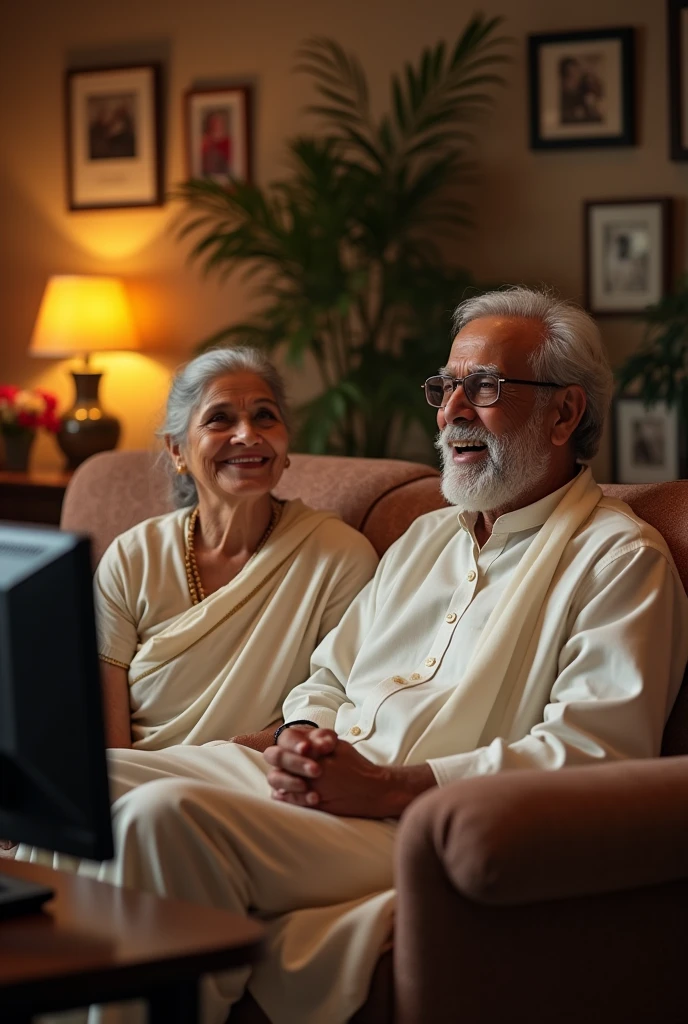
[406,465,602,761]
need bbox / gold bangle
[99,654,129,670]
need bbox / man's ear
[550,385,587,448]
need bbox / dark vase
[3,430,35,471]
[57,371,120,470]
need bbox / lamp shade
[29,275,138,358]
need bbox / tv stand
[0,859,263,1023]
[0,868,53,919]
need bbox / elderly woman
[97,346,378,752]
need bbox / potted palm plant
[615,278,688,423]
[175,15,509,457]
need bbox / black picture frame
[612,396,687,483]
[65,63,163,211]
[528,27,636,149]
[584,197,672,316]
[668,0,688,159]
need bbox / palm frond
[296,37,380,167]
[388,15,511,167]
[615,277,688,418]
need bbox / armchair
[395,480,688,1024]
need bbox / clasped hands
[263,725,392,818]
[263,725,435,819]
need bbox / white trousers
[26,742,397,1024]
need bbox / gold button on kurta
[424,656,436,667]
[445,612,457,623]
[409,673,422,681]
[466,570,477,582]
[392,675,407,684]
[349,725,362,736]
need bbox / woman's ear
[165,434,181,460]
[550,385,587,448]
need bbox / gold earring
[285,456,291,469]
[176,461,188,475]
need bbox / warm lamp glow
[27,276,142,469]
[29,275,139,359]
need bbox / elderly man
[27,288,688,1024]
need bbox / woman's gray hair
[158,346,290,507]
[451,287,613,461]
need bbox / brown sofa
[61,452,688,1024]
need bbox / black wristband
[274,720,319,744]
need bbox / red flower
[36,389,58,413]
[0,385,61,434]
[41,412,61,433]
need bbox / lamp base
[58,371,120,470]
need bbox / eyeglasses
[422,372,564,409]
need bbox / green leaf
[392,76,408,132]
[615,276,688,419]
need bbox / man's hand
[263,726,436,818]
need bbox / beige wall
[0,0,683,479]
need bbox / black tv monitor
[0,522,113,917]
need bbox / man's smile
[452,443,489,464]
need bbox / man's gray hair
[452,287,613,461]
[158,346,290,507]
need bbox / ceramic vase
[3,430,35,471]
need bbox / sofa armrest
[394,759,688,1024]
[397,756,688,906]
[395,851,688,1024]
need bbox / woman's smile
[218,454,271,470]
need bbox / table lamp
[29,275,139,469]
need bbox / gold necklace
[184,497,284,606]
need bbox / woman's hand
[100,662,132,748]
[231,721,283,753]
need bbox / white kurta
[24,472,688,1024]
[285,469,688,778]
[94,499,378,747]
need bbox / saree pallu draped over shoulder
[128,501,342,749]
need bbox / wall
[0,0,684,479]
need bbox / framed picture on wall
[184,86,252,186]
[528,28,635,148]
[584,198,672,315]
[65,64,163,210]
[612,397,686,483]
[668,0,688,159]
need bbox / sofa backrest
[60,449,447,563]
[61,453,688,755]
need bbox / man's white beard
[435,407,552,513]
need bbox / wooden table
[0,859,263,1023]
[0,471,72,526]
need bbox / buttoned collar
[457,465,590,537]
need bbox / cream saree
[94,499,378,749]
